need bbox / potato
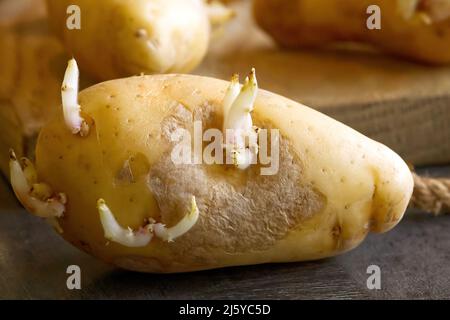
[46,0,215,80]
[253,0,450,64]
[10,62,413,273]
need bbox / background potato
[0,22,72,175]
[33,74,413,272]
[253,0,450,64]
[46,0,211,80]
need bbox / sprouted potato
[46,0,233,80]
[9,59,413,272]
[254,0,450,64]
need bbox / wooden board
[0,0,449,169]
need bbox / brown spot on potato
[160,102,193,139]
[116,160,134,183]
[332,223,342,239]
[116,152,151,184]
[332,222,342,250]
[134,28,148,38]
[147,105,324,266]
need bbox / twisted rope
[411,172,450,215]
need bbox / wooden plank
[322,96,450,165]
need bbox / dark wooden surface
[0,167,449,300]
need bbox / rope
[411,172,450,215]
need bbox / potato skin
[46,0,210,80]
[35,74,413,272]
[253,0,450,64]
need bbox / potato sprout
[223,69,259,170]
[9,149,66,218]
[98,196,199,247]
[153,196,199,242]
[61,59,88,136]
[97,199,154,247]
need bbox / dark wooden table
[0,166,449,300]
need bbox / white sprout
[223,69,259,170]
[153,196,200,242]
[97,199,154,248]
[61,58,88,135]
[224,69,258,131]
[9,149,66,218]
[231,148,258,170]
[222,74,241,117]
[97,196,199,247]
